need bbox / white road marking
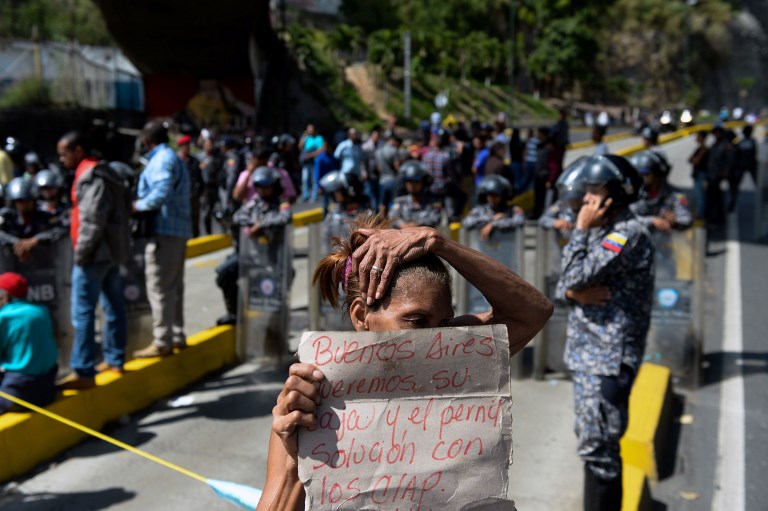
[712,213,746,510]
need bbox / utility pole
[404,30,412,120]
[508,0,516,122]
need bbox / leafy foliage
[0,0,112,45]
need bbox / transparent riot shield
[318,219,353,331]
[644,228,705,386]
[462,228,524,314]
[120,239,153,356]
[237,226,292,361]
[533,228,571,377]
[0,237,74,372]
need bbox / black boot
[584,464,622,511]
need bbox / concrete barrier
[186,233,233,259]
[0,325,236,482]
[621,363,673,482]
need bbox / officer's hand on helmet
[566,286,612,307]
[576,197,613,229]
[651,216,673,232]
[553,219,574,231]
[480,222,494,241]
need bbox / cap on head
[0,272,28,299]
[177,135,192,146]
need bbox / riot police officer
[214,167,292,326]
[35,169,71,225]
[555,154,654,511]
[629,150,692,232]
[0,178,66,263]
[318,169,371,221]
[389,160,443,229]
[463,175,524,239]
[217,136,242,226]
[540,156,589,235]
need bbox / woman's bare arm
[353,227,553,355]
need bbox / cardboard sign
[298,325,515,510]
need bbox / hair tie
[342,256,353,293]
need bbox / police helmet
[477,175,513,202]
[109,161,137,188]
[400,160,433,186]
[24,152,42,167]
[252,166,282,188]
[629,150,671,176]
[318,170,365,199]
[34,169,65,190]
[6,177,38,202]
[556,156,589,203]
[641,126,659,145]
[279,134,296,147]
[574,154,642,206]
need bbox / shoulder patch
[227,158,236,166]
[601,232,627,253]
[676,193,689,206]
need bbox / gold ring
[371,265,384,272]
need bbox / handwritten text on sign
[297,325,514,510]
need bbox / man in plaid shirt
[133,121,192,358]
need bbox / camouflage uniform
[462,204,525,231]
[389,194,443,228]
[0,207,66,246]
[555,209,655,482]
[539,200,577,232]
[631,185,692,280]
[215,198,292,318]
[630,184,693,231]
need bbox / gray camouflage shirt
[555,210,655,376]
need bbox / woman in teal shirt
[0,272,59,414]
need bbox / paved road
[2,131,764,510]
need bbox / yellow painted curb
[620,363,672,482]
[0,325,236,482]
[292,208,324,227]
[512,189,534,212]
[622,465,653,511]
[185,233,233,259]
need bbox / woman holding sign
[256,214,552,510]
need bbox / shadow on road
[0,487,135,510]
[702,351,768,386]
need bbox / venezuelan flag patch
[602,232,628,253]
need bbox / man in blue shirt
[0,272,58,414]
[132,122,192,358]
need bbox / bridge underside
[93,0,275,77]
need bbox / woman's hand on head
[353,227,441,305]
[272,363,324,460]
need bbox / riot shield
[0,237,74,372]
[318,219,353,331]
[120,239,153,356]
[463,229,524,315]
[644,228,704,386]
[534,228,571,376]
[237,226,292,361]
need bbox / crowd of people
[0,110,755,511]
